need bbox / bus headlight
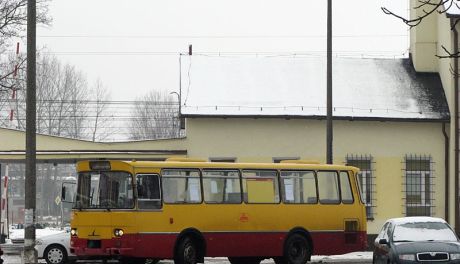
[114,229,124,237]
[70,228,78,236]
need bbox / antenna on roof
[189,44,193,56]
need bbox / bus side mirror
[61,186,66,200]
[62,182,76,203]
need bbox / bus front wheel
[174,237,198,264]
[277,233,310,264]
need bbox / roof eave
[181,114,451,123]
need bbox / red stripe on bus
[71,231,366,259]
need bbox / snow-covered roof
[179,55,449,121]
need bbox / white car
[36,231,75,264]
[7,228,74,264]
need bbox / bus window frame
[161,168,203,204]
[339,171,355,205]
[279,170,318,205]
[316,170,341,205]
[241,169,281,204]
[353,170,366,205]
[202,169,243,205]
[136,173,163,211]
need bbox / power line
[37,34,408,39]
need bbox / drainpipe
[453,19,459,234]
[443,122,449,221]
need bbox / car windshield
[393,221,458,242]
[74,171,134,209]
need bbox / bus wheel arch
[284,227,313,261]
[174,228,206,263]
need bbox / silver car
[373,217,460,263]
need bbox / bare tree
[383,0,459,58]
[128,90,181,140]
[0,0,50,91]
[89,79,113,142]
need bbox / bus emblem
[89,230,99,237]
[239,213,249,222]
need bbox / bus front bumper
[70,237,134,257]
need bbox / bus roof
[77,159,360,173]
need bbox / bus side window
[242,170,279,204]
[317,171,340,204]
[162,169,202,204]
[203,170,242,204]
[137,174,161,209]
[280,170,317,204]
[340,171,354,204]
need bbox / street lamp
[170,92,181,137]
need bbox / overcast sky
[31,0,408,101]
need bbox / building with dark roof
[178,54,450,241]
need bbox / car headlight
[35,239,43,245]
[451,253,460,260]
[70,228,77,236]
[399,254,416,261]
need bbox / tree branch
[382,0,448,28]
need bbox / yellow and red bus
[66,159,367,264]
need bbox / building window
[273,157,300,163]
[346,154,375,220]
[209,157,236,163]
[404,155,433,216]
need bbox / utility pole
[24,0,37,263]
[326,0,333,164]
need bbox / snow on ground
[1,252,373,264]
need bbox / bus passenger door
[136,174,162,209]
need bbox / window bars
[346,154,375,220]
[403,155,434,217]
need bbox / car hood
[38,231,70,242]
[394,241,460,254]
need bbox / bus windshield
[75,171,134,209]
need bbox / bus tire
[228,257,261,264]
[174,237,198,264]
[282,233,310,264]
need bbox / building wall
[410,0,439,72]
[410,2,457,227]
[185,118,446,234]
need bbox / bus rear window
[162,169,201,204]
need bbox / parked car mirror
[379,238,388,245]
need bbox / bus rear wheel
[279,233,310,264]
[227,257,261,264]
[174,237,197,264]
